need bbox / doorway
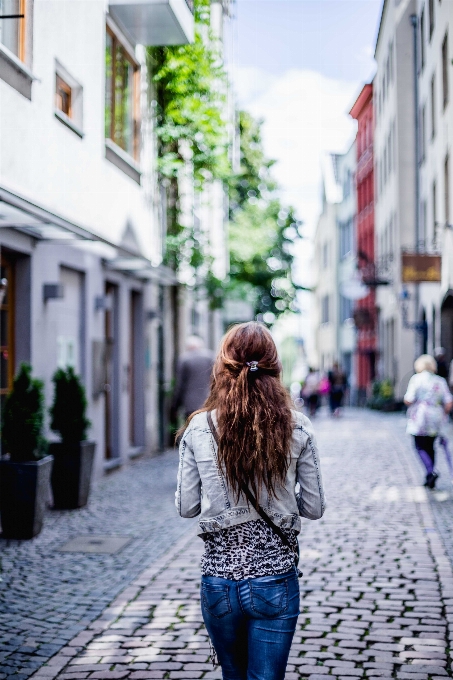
[0,253,15,410]
[104,283,119,460]
[129,290,145,447]
[441,292,453,365]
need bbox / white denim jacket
[175,409,326,536]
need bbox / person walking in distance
[171,335,215,420]
[328,362,348,416]
[404,354,453,489]
[301,367,320,417]
[176,321,326,680]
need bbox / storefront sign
[401,254,441,283]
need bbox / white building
[416,0,453,363]
[374,0,418,398]
[0,0,200,476]
[336,141,357,398]
[314,154,342,373]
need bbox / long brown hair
[184,321,294,501]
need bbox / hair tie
[246,361,259,372]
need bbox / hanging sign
[401,254,441,283]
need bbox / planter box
[49,441,96,510]
[0,455,53,539]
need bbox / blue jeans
[201,570,300,680]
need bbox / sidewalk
[21,409,453,680]
[0,450,195,679]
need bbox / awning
[0,185,177,285]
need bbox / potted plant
[49,366,95,509]
[0,363,51,539]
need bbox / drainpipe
[411,14,421,357]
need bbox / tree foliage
[147,0,229,272]
[227,111,304,321]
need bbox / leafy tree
[227,111,305,321]
[50,367,90,444]
[147,0,229,273]
[1,363,46,462]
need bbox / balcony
[108,0,194,46]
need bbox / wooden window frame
[105,25,140,161]
[0,254,15,398]
[55,74,72,118]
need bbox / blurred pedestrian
[176,321,325,680]
[171,335,215,421]
[404,354,453,489]
[434,347,449,380]
[301,368,320,416]
[328,362,348,416]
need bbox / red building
[350,83,377,404]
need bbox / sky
[225,0,383,352]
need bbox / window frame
[430,72,436,139]
[105,24,140,162]
[442,32,449,110]
[55,73,72,118]
[429,0,435,40]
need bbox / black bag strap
[206,410,296,555]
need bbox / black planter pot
[0,455,53,539]
[49,441,96,510]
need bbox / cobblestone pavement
[0,450,194,679]
[6,409,453,680]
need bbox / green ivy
[147,0,229,274]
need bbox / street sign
[401,253,441,283]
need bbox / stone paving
[0,450,194,679]
[4,409,453,679]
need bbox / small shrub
[1,363,46,462]
[367,379,395,411]
[50,367,90,444]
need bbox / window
[0,0,25,60]
[322,243,329,269]
[442,33,449,109]
[431,73,436,139]
[56,75,71,117]
[420,8,426,70]
[54,61,83,135]
[420,105,426,163]
[321,295,330,324]
[105,27,139,160]
[339,219,353,259]
[432,180,437,232]
[429,0,434,39]
[445,154,450,223]
[340,295,353,324]
[389,41,394,83]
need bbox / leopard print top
[201,518,298,581]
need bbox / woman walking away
[176,321,326,680]
[404,354,453,489]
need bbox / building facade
[350,83,377,404]
[374,0,418,398]
[336,142,357,397]
[314,154,342,373]
[416,0,453,363]
[0,1,227,477]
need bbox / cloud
[233,67,358,243]
[231,66,359,357]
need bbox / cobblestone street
[3,409,453,679]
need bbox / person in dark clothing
[172,336,215,420]
[328,362,348,416]
[434,347,449,380]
